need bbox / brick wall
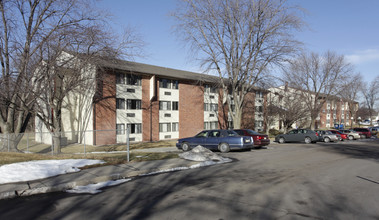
[241,92,255,129]
[179,81,204,138]
[93,70,116,145]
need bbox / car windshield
[325,131,333,134]
[247,130,260,135]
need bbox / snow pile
[66,179,131,194]
[179,145,231,162]
[0,159,105,184]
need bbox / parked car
[339,129,361,140]
[352,128,372,139]
[369,127,379,136]
[176,129,254,153]
[315,130,340,142]
[275,129,319,144]
[328,130,348,141]
[234,129,270,148]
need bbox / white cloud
[346,49,379,64]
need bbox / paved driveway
[1,139,379,219]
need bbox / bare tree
[361,76,379,125]
[0,0,143,152]
[268,85,309,133]
[172,0,303,129]
[283,51,353,129]
[339,73,362,128]
[31,22,143,154]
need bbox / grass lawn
[0,139,180,166]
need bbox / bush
[269,129,282,137]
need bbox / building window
[127,99,141,110]
[204,103,209,111]
[127,123,142,134]
[255,106,263,112]
[116,98,125,109]
[116,123,125,135]
[116,73,125,84]
[205,84,217,93]
[210,114,215,117]
[164,91,171,95]
[210,121,218,129]
[255,120,263,127]
[159,101,171,110]
[126,74,141,86]
[204,122,209,129]
[256,91,263,98]
[126,88,135,93]
[172,122,178,132]
[172,101,179,110]
[210,95,215,99]
[210,104,218,111]
[159,123,171,132]
[172,80,179,89]
[159,79,171,89]
[164,113,171,117]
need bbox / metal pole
[51,135,54,156]
[27,132,29,152]
[84,130,86,156]
[126,127,130,162]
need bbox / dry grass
[0,139,179,166]
[0,151,179,167]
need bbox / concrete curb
[0,160,223,200]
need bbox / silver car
[339,130,361,140]
[315,130,340,142]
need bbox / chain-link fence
[0,129,131,161]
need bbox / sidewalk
[0,148,202,200]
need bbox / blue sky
[97,0,379,82]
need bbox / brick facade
[93,70,116,145]
[179,81,204,138]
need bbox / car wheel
[348,135,354,140]
[219,143,230,153]
[305,137,312,144]
[278,137,285,144]
[181,142,190,151]
[324,137,331,143]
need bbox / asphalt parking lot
[1,138,379,220]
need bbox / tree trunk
[52,132,62,154]
[232,107,242,129]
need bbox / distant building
[268,85,358,131]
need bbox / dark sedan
[275,129,319,144]
[176,129,254,153]
[234,129,270,148]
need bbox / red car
[328,130,348,141]
[353,128,372,139]
[234,129,270,148]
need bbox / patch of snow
[179,145,230,162]
[66,179,131,194]
[0,159,105,184]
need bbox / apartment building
[268,85,358,131]
[36,58,267,145]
